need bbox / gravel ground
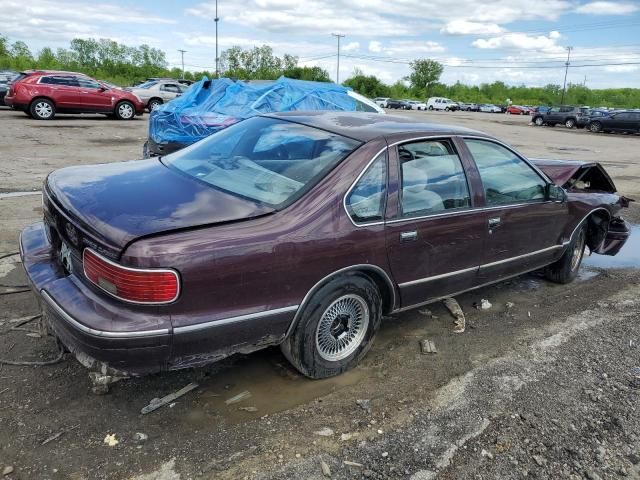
[0,106,638,480]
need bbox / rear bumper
[20,222,171,376]
[595,217,631,256]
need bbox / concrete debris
[505,302,515,309]
[141,382,199,414]
[343,460,364,468]
[314,427,334,437]
[475,299,492,310]
[103,433,119,447]
[224,390,251,405]
[2,466,14,476]
[341,433,355,441]
[420,339,437,354]
[133,432,148,442]
[532,454,547,466]
[481,449,494,459]
[238,406,258,412]
[320,460,331,477]
[382,452,389,458]
[443,297,465,333]
[356,399,371,411]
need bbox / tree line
[1,35,638,108]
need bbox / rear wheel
[280,275,382,379]
[30,99,55,120]
[147,98,163,111]
[428,106,434,110]
[544,224,586,284]
[114,101,135,120]
[590,121,602,133]
[565,118,576,128]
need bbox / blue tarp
[149,76,358,147]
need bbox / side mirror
[547,184,567,202]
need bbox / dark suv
[532,106,589,129]
[0,70,18,106]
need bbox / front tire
[280,275,382,379]
[534,116,544,126]
[30,99,55,120]
[114,101,135,120]
[544,224,586,284]
[590,121,602,133]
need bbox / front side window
[166,117,361,208]
[345,152,387,223]
[76,77,101,89]
[399,140,470,216]
[465,139,546,206]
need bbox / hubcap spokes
[316,294,369,362]
[36,102,52,117]
[571,230,585,271]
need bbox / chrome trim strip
[479,244,563,269]
[173,305,299,334]
[41,290,169,338]
[399,265,478,287]
[566,207,610,245]
[286,264,397,337]
[82,248,181,305]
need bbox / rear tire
[147,98,163,111]
[280,274,382,379]
[544,224,586,284]
[565,118,576,128]
[29,98,55,120]
[590,121,602,133]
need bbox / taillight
[83,248,179,304]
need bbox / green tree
[343,68,390,97]
[406,59,443,96]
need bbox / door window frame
[343,148,390,227]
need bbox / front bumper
[20,222,171,375]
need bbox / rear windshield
[165,116,361,208]
[136,81,157,89]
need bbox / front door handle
[488,217,501,229]
[400,231,418,242]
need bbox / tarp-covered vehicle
[144,76,384,157]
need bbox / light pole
[214,0,220,78]
[560,46,573,104]
[178,49,186,79]
[331,33,345,83]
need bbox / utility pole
[178,49,187,79]
[331,33,345,83]
[214,0,220,78]
[560,46,573,104]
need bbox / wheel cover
[590,123,600,132]
[566,119,574,127]
[571,229,586,271]
[119,103,133,118]
[535,117,543,125]
[35,102,52,118]
[315,294,369,362]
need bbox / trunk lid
[530,158,617,193]
[45,158,274,253]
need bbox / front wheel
[534,116,544,126]
[114,101,135,120]
[590,121,602,133]
[280,275,382,379]
[544,224,586,284]
[428,106,433,110]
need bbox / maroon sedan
[20,112,630,380]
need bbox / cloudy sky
[1,0,639,88]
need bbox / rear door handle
[400,231,418,242]
[488,217,501,229]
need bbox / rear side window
[398,140,470,216]
[345,152,387,223]
[465,139,546,206]
[40,76,78,86]
[76,77,101,89]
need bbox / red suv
[5,70,145,120]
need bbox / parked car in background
[506,105,529,115]
[426,97,458,111]
[126,80,189,111]
[531,106,589,129]
[387,99,412,109]
[479,104,502,113]
[4,70,145,120]
[535,106,551,114]
[407,100,427,110]
[0,70,18,106]
[373,97,390,108]
[458,102,479,111]
[588,110,640,134]
[21,112,629,379]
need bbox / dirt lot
[0,107,638,480]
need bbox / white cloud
[605,64,639,72]
[575,1,639,15]
[472,32,564,53]
[383,40,446,55]
[368,41,382,53]
[440,20,505,35]
[342,41,360,52]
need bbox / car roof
[263,111,489,142]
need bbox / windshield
[165,117,361,208]
[136,80,157,89]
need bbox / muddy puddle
[184,350,367,425]
[585,225,640,269]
